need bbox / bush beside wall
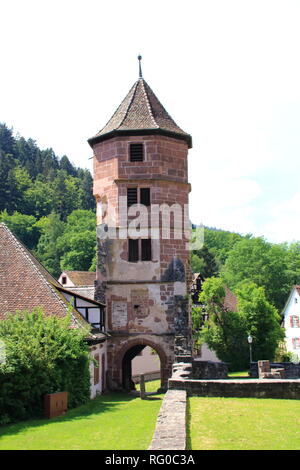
[0,309,91,425]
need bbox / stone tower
[88,59,193,390]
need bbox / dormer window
[62,276,67,285]
[129,143,144,162]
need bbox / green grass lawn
[135,379,161,393]
[188,396,300,450]
[227,370,250,378]
[0,388,163,450]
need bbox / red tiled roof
[88,78,192,148]
[0,223,87,327]
[294,285,300,296]
[62,271,96,286]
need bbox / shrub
[0,308,91,424]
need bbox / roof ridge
[140,79,159,129]
[64,270,96,274]
[0,224,82,328]
[116,80,140,130]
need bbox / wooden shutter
[127,188,138,206]
[128,239,139,262]
[140,188,150,206]
[129,143,144,162]
[141,239,152,261]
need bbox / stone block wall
[250,362,300,379]
[148,390,187,450]
[168,378,300,400]
[192,359,228,379]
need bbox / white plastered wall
[89,342,107,398]
[283,288,300,356]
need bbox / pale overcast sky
[1,0,300,244]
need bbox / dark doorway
[122,344,146,390]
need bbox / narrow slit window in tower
[141,239,152,261]
[140,188,150,206]
[127,187,138,206]
[128,239,139,262]
[129,143,144,162]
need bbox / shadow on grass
[0,391,143,439]
[143,396,162,401]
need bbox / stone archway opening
[121,342,164,391]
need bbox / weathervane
[138,55,142,79]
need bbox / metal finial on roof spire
[138,55,142,79]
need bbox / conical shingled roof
[88,78,192,148]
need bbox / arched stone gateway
[115,338,170,391]
[90,62,193,391]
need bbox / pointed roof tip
[138,55,143,79]
[88,65,192,148]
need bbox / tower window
[140,188,150,206]
[129,143,144,162]
[127,187,150,206]
[141,239,152,261]
[128,239,152,262]
[128,239,139,262]
[127,188,138,206]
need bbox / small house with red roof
[58,270,96,300]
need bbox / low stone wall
[192,359,228,379]
[168,378,300,399]
[250,362,300,379]
[149,360,300,450]
[172,361,193,380]
[148,390,187,450]
[132,371,160,384]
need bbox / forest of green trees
[0,123,96,277]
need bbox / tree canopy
[196,277,284,370]
[221,237,291,310]
[0,123,95,219]
[192,227,300,311]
